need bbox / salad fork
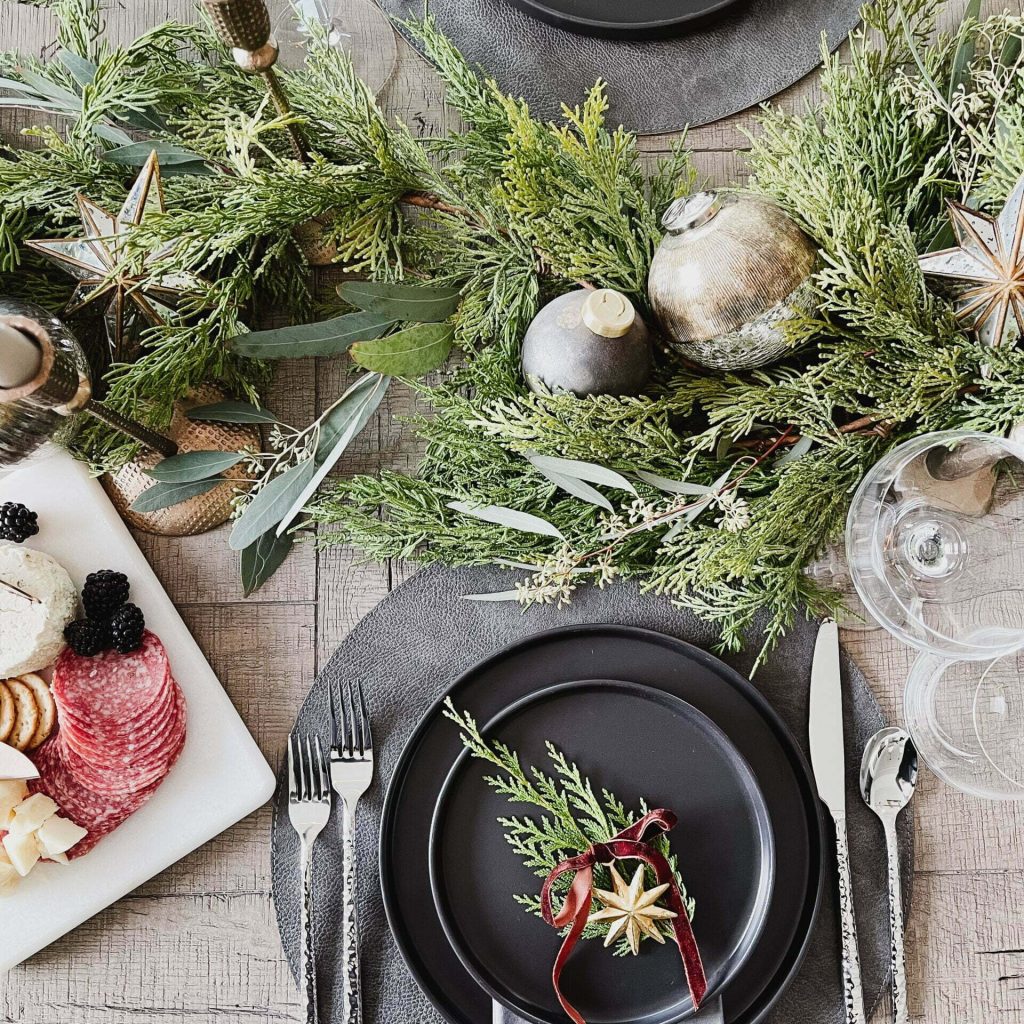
[328,680,374,1024]
[287,732,332,1024]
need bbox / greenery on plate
[4,0,1024,642]
[444,700,694,956]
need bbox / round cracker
[0,681,14,744]
[19,673,55,750]
[5,677,39,752]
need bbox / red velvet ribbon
[539,808,707,1024]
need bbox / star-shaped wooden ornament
[25,150,199,361]
[919,174,1024,348]
[589,863,677,956]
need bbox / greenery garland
[3,0,1024,661]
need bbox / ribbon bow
[539,808,707,1024]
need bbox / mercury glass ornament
[521,288,653,397]
[648,191,818,370]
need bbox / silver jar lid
[661,192,722,234]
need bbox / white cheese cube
[6,792,58,836]
[2,830,40,876]
[0,779,29,825]
[0,857,20,893]
[46,851,69,865]
[35,815,87,858]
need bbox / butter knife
[809,618,866,1024]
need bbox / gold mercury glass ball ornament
[647,191,818,370]
[521,287,653,397]
[102,387,261,536]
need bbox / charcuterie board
[0,447,275,972]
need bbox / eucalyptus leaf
[536,468,613,511]
[145,450,245,483]
[526,453,637,495]
[187,400,277,424]
[130,478,223,513]
[240,529,294,597]
[276,373,391,536]
[230,310,393,359]
[447,501,564,539]
[999,30,1022,72]
[14,67,80,105]
[58,50,97,87]
[93,122,135,146]
[462,590,522,602]
[715,434,734,462]
[775,435,814,467]
[229,459,316,551]
[948,0,982,104]
[338,280,461,322]
[103,141,211,171]
[350,322,453,376]
[634,470,714,496]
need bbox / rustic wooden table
[1,1,1021,1021]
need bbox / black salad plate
[379,625,826,1024]
[429,679,776,1024]
[505,0,742,39]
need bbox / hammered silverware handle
[341,802,362,1024]
[883,817,909,1024]
[832,810,867,1024]
[299,838,318,1024]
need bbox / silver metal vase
[647,191,818,370]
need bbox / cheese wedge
[35,815,87,858]
[0,846,20,893]
[0,779,28,826]
[2,830,40,876]
[6,792,58,836]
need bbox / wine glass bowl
[847,431,1024,660]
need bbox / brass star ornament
[919,174,1024,348]
[26,150,199,360]
[588,863,677,955]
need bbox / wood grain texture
[1,1,1021,1022]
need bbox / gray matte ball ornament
[648,191,818,370]
[521,288,654,397]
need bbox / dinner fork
[329,680,374,1024]
[288,732,332,1024]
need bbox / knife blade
[809,618,866,1024]
[0,741,39,781]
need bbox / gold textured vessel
[647,191,818,370]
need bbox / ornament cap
[582,289,636,338]
[662,192,722,234]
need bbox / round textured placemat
[271,564,912,1024]
[380,0,863,135]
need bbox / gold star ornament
[25,150,200,361]
[919,174,1024,348]
[588,863,677,955]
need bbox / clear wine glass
[273,0,398,96]
[846,430,1024,660]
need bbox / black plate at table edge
[428,679,777,1024]
[505,0,742,40]
[379,623,827,1024]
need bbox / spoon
[860,727,918,1024]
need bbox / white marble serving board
[0,447,275,972]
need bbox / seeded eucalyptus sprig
[443,700,694,955]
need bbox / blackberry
[0,502,39,543]
[64,619,108,657]
[82,570,130,621]
[108,603,145,654]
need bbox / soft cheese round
[0,542,77,676]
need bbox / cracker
[20,673,56,750]
[5,678,39,752]
[0,681,14,744]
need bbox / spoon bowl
[860,727,919,814]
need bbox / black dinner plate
[505,0,742,39]
[429,679,776,1024]
[379,625,825,1024]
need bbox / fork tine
[287,732,299,799]
[343,681,356,757]
[315,735,331,801]
[356,680,372,754]
[328,678,339,749]
[304,735,318,801]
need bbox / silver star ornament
[26,150,200,361]
[919,174,1024,348]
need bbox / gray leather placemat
[381,0,862,135]
[271,563,912,1023]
